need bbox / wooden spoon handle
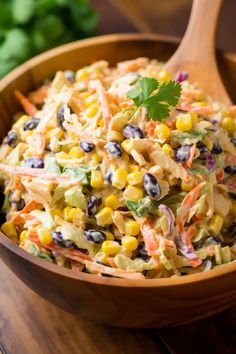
[166,0,231,105]
[179,0,222,60]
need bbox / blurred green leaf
[0,0,98,78]
[0,28,31,61]
[11,0,35,24]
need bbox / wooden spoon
[166,0,231,105]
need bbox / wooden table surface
[1,259,236,354]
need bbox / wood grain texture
[1,34,236,328]
[1,258,236,354]
[166,0,231,105]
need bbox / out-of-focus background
[0,0,235,78]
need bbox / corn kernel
[158,69,170,82]
[162,143,174,156]
[127,171,143,185]
[176,113,192,132]
[121,139,132,154]
[76,68,89,81]
[20,230,27,242]
[208,214,224,234]
[123,185,143,201]
[122,235,138,251]
[69,208,82,220]
[181,179,194,192]
[190,112,198,124]
[80,91,90,99]
[220,116,235,134]
[102,240,121,255]
[105,232,115,241]
[91,153,103,164]
[56,151,69,160]
[96,207,113,226]
[84,94,98,107]
[64,206,73,221]
[125,219,140,236]
[52,209,64,218]
[155,124,171,140]
[108,131,123,142]
[13,115,29,130]
[202,136,213,151]
[110,114,128,131]
[38,227,53,245]
[112,169,127,189]
[192,101,207,107]
[90,170,103,189]
[86,104,99,118]
[69,147,84,159]
[1,221,17,238]
[105,195,120,210]
[46,127,64,140]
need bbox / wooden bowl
[1,34,236,328]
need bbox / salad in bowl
[1,57,236,279]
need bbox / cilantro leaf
[127,77,181,122]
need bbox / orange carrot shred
[14,90,37,116]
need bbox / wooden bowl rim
[1,33,236,288]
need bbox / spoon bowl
[166,0,231,105]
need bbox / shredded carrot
[216,168,225,183]
[146,120,156,137]
[28,85,49,105]
[0,163,83,185]
[84,260,145,279]
[184,144,196,168]
[27,232,92,262]
[14,90,37,116]
[89,80,112,130]
[12,200,43,225]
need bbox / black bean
[196,141,207,153]
[231,138,236,147]
[84,229,106,244]
[143,173,161,199]
[57,104,73,130]
[23,117,40,131]
[16,199,26,211]
[8,192,25,210]
[138,242,149,260]
[175,145,191,162]
[23,157,44,169]
[80,140,95,153]
[105,141,123,158]
[64,70,75,81]
[123,124,145,139]
[87,196,99,217]
[204,235,222,246]
[52,230,74,248]
[105,170,113,183]
[212,142,223,154]
[224,165,236,174]
[6,131,18,147]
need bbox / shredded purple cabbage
[159,204,175,236]
[204,150,215,170]
[175,237,199,260]
[175,71,188,83]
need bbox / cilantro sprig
[127,77,181,121]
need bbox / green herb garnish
[127,77,181,121]
[173,130,208,140]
